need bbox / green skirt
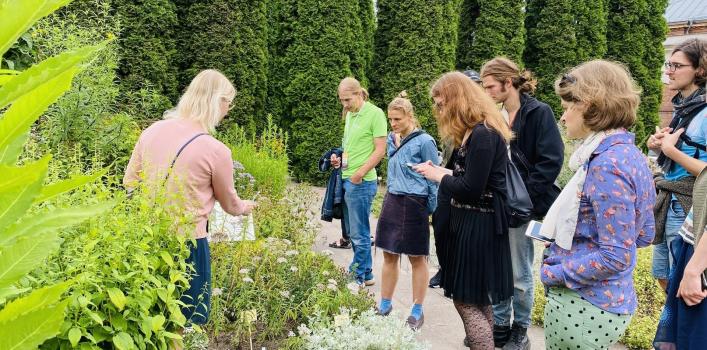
[544,287,631,350]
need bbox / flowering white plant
[302,309,429,350]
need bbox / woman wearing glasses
[540,60,655,349]
[648,38,707,292]
[415,72,513,348]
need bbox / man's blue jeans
[342,179,377,283]
[493,222,534,328]
[652,199,686,279]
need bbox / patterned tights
[454,302,494,349]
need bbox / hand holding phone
[525,220,555,243]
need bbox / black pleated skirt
[375,192,430,256]
[440,206,513,305]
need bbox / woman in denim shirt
[375,91,439,330]
[540,61,656,349]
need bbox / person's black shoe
[502,324,530,350]
[493,324,512,348]
[428,270,442,288]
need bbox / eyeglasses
[558,74,576,88]
[221,97,235,110]
[664,61,691,72]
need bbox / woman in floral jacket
[539,60,656,350]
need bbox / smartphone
[406,162,416,168]
[701,273,707,291]
[524,220,555,243]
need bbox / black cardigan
[510,94,564,217]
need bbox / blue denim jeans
[493,222,534,328]
[652,199,686,279]
[342,179,377,283]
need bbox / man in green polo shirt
[330,77,387,286]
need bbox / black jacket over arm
[511,94,564,218]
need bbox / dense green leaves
[606,0,667,147]
[457,0,525,70]
[177,0,269,135]
[371,0,460,139]
[269,0,374,182]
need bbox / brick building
[660,0,707,126]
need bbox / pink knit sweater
[124,118,247,238]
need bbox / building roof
[666,0,707,24]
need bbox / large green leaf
[0,156,49,233]
[0,286,30,305]
[0,300,69,350]
[0,281,70,323]
[0,233,62,289]
[34,168,107,203]
[0,202,115,245]
[113,332,136,350]
[0,67,76,165]
[0,0,74,56]
[0,133,28,166]
[0,42,104,110]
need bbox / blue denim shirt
[386,131,440,214]
[664,105,707,181]
[541,131,656,314]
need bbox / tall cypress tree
[270,0,373,182]
[115,0,178,116]
[524,0,577,114]
[575,0,608,62]
[456,0,525,70]
[178,0,269,135]
[606,0,667,146]
[371,0,461,138]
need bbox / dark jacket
[510,93,564,218]
[319,148,344,221]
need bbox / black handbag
[505,151,533,228]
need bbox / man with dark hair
[480,58,564,350]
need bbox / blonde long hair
[430,71,512,146]
[164,69,236,133]
[338,77,369,119]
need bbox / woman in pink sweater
[124,69,256,328]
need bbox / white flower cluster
[301,309,429,350]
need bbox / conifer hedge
[115,0,178,116]
[269,0,373,182]
[456,0,525,71]
[606,0,667,147]
[371,0,461,139]
[177,0,269,135]
[524,0,578,114]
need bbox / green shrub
[29,177,192,349]
[0,1,111,347]
[457,0,526,70]
[207,185,373,348]
[177,0,269,135]
[524,0,578,115]
[371,0,460,139]
[267,0,373,182]
[606,0,667,149]
[115,0,178,118]
[29,0,141,173]
[218,116,289,200]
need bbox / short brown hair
[480,57,537,94]
[555,60,641,132]
[672,38,707,86]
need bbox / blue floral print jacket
[541,131,656,315]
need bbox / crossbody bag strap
[163,133,208,184]
[390,130,427,158]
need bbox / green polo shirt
[342,101,387,181]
